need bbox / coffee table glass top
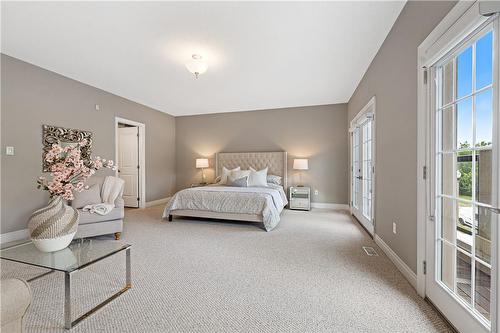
[0,239,130,273]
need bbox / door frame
[349,96,376,236]
[115,117,146,208]
[417,1,499,331]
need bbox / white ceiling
[1,1,405,116]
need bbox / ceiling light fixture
[185,54,208,79]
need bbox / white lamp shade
[293,158,309,170]
[196,158,209,168]
[185,55,208,76]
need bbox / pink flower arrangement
[37,140,117,201]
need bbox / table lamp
[196,158,209,184]
[293,158,308,187]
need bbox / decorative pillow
[248,167,268,187]
[267,174,282,185]
[232,169,251,179]
[219,166,240,184]
[71,184,101,209]
[227,175,248,187]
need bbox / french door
[351,100,375,235]
[426,13,500,332]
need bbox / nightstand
[289,186,311,211]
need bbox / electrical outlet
[95,104,100,111]
[314,190,319,196]
[5,146,14,156]
[393,222,397,234]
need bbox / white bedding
[162,184,288,231]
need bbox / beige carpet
[1,206,453,332]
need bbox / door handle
[486,207,500,214]
[356,176,363,180]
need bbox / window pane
[476,149,492,205]
[475,206,492,264]
[440,241,455,291]
[440,105,454,152]
[457,202,472,254]
[476,31,493,90]
[457,155,472,199]
[363,197,371,219]
[475,260,491,320]
[440,153,454,196]
[442,60,454,106]
[457,98,473,149]
[365,160,372,181]
[366,140,372,161]
[475,88,493,147]
[441,197,455,243]
[457,46,473,98]
[457,250,472,305]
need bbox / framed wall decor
[42,124,93,171]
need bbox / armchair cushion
[71,184,101,209]
[78,207,124,225]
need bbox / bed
[162,152,288,231]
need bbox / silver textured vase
[28,196,79,252]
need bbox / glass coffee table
[0,238,131,329]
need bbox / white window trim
[417,0,489,296]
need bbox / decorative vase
[28,196,79,252]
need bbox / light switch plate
[5,146,14,156]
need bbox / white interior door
[426,16,499,332]
[351,111,375,235]
[118,126,139,208]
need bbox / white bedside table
[289,186,311,211]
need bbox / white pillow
[219,166,240,184]
[248,167,268,187]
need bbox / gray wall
[175,104,348,204]
[1,54,176,233]
[347,1,456,273]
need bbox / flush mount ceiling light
[185,54,208,79]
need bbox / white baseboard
[145,197,171,208]
[0,228,29,245]
[310,202,349,210]
[374,234,417,290]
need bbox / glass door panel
[350,114,374,236]
[352,128,360,210]
[362,120,373,220]
[429,22,497,331]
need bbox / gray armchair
[73,176,125,240]
[0,278,32,333]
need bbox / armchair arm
[0,279,31,329]
[114,182,125,208]
[115,197,125,209]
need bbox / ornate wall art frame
[42,124,93,172]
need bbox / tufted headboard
[215,151,287,189]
